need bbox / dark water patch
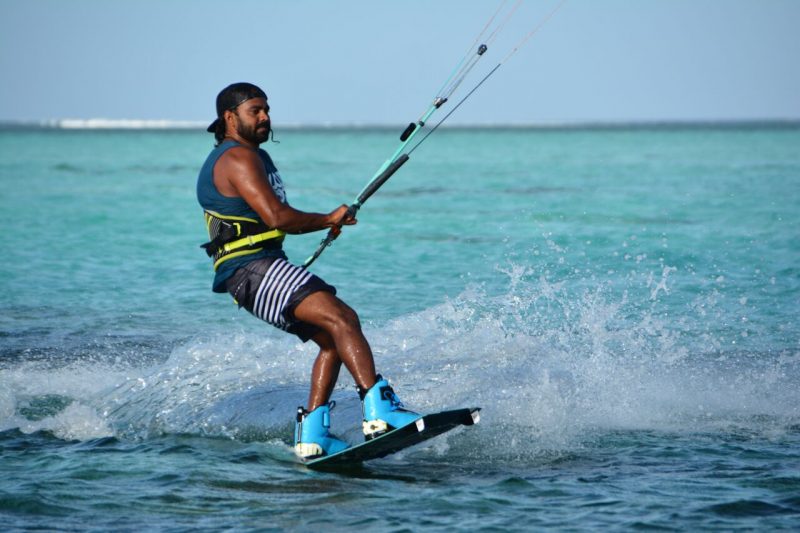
[707,499,796,517]
[411,234,505,244]
[50,162,196,177]
[68,467,121,482]
[153,492,188,505]
[749,476,800,493]
[289,184,357,197]
[495,476,536,490]
[627,520,678,531]
[0,345,60,367]
[0,331,178,369]
[148,473,183,484]
[743,162,800,174]
[780,496,800,511]
[285,159,354,172]
[125,163,196,175]
[300,461,424,482]
[502,186,576,195]
[0,428,75,452]
[229,451,265,464]
[380,186,454,197]
[208,478,349,495]
[0,494,78,517]
[73,435,122,450]
[158,443,199,456]
[619,215,697,226]
[51,162,85,173]
[16,394,73,421]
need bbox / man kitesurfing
[196,3,563,464]
[196,82,421,459]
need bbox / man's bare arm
[215,146,354,234]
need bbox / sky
[1,0,799,126]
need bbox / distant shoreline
[1,119,799,132]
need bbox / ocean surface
[1,124,798,531]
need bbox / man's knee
[295,291,362,333]
[330,299,361,332]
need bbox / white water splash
[0,363,118,440]
[2,265,797,460]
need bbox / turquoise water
[1,125,799,530]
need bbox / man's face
[229,97,271,145]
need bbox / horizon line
[1,118,800,131]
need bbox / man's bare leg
[293,291,377,401]
[306,331,342,410]
[294,291,420,450]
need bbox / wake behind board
[305,407,480,470]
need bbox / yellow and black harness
[201,210,285,271]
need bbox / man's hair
[212,118,227,146]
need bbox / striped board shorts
[225,257,336,342]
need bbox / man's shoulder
[217,144,262,171]
[220,143,258,159]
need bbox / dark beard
[237,120,271,145]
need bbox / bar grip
[400,123,417,141]
[356,154,410,205]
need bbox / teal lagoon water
[1,125,799,530]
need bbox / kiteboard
[304,407,480,470]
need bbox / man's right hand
[330,204,357,227]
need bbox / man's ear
[224,109,237,128]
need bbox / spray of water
[2,262,797,464]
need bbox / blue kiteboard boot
[359,375,422,440]
[294,402,349,459]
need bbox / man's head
[207,82,271,146]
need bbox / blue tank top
[197,140,288,292]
